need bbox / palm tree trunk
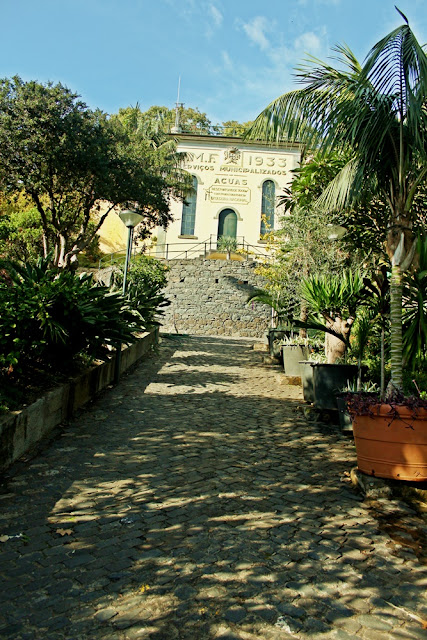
[299,303,308,339]
[389,264,403,391]
[380,325,385,400]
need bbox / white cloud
[208,4,223,27]
[294,31,322,53]
[221,50,232,69]
[242,16,271,52]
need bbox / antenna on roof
[171,76,183,134]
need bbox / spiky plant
[247,8,427,393]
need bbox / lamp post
[114,209,143,384]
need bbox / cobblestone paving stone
[1,334,427,640]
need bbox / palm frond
[315,156,360,212]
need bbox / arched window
[181,176,198,236]
[260,180,275,235]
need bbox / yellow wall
[96,203,128,255]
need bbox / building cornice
[168,132,302,152]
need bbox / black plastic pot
[312,363,358,410]
[300,362,357,410]
[268,329,292,360]
[282,345,310,376]
[300,361,316,403]
[336,395,353,432]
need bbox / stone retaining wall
[160,258,271,337]
[0,329,158,473]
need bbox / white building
[97,132,302,259]
[153,133,302,258]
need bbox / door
[217,208,237,238]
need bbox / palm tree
[247,8,427,393]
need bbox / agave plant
[0,255,143,374]
[247,8,427,393]
[298,270,364,363]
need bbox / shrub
[217,236,238,253]
[0,256,143,377]
[111,255,170,328]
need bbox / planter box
[282,345,309,376]
[336,395,353,432]
[353,405,427,481]
[267,329,292,360]
[300,362,357,410]
[300,361,316,403]
[0,329,158,473]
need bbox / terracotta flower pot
[352,404,427,481]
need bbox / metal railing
[98,236,272,268]
[146,236,271,261]
[167,124,248,137]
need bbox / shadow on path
[0,335,426,639]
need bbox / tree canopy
[247,9,427,391]
[0,77,188,267]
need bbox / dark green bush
[111,255,170,328]
[0,256,143,376]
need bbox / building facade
[97,133,301,259]
[153,133,301,258]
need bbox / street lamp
[119,209,144,295]
[114,208,143,383]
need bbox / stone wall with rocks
[160,258,271,337]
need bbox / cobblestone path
[1,334,427,640]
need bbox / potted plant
[247,10,427,479]
[287,270,362,409]
[337,381,380,433]
[345,242,427,479]
[346,390,427,480]
[217,235,238,260]
[282,334,310,376]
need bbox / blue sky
[2,0,426,124]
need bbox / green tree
[256,151,352,333]
[0,194,44,262]
[109,104,193,243]
[248,9,427,392]
[130,104,216,135]
[0,77,187,268]
[221,120,253,136]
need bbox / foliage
[0,256,143,379]
[300,270,363,320]
[402,235,427,370]
[123,104,253,137]
[0,202,44,262]
[345,390,427,420]
[258,151,353,323]
[111,255,170,328]
[0,77,188,268]
[298,270,365,363]
[247,289,290,326]
[280,151,350,212]
[129,104,217,135]
[221,120,253,136]
[247,9,427,392]
[217,236,238,254]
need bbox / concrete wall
[160,257,271,337]
[0,329,158,473]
